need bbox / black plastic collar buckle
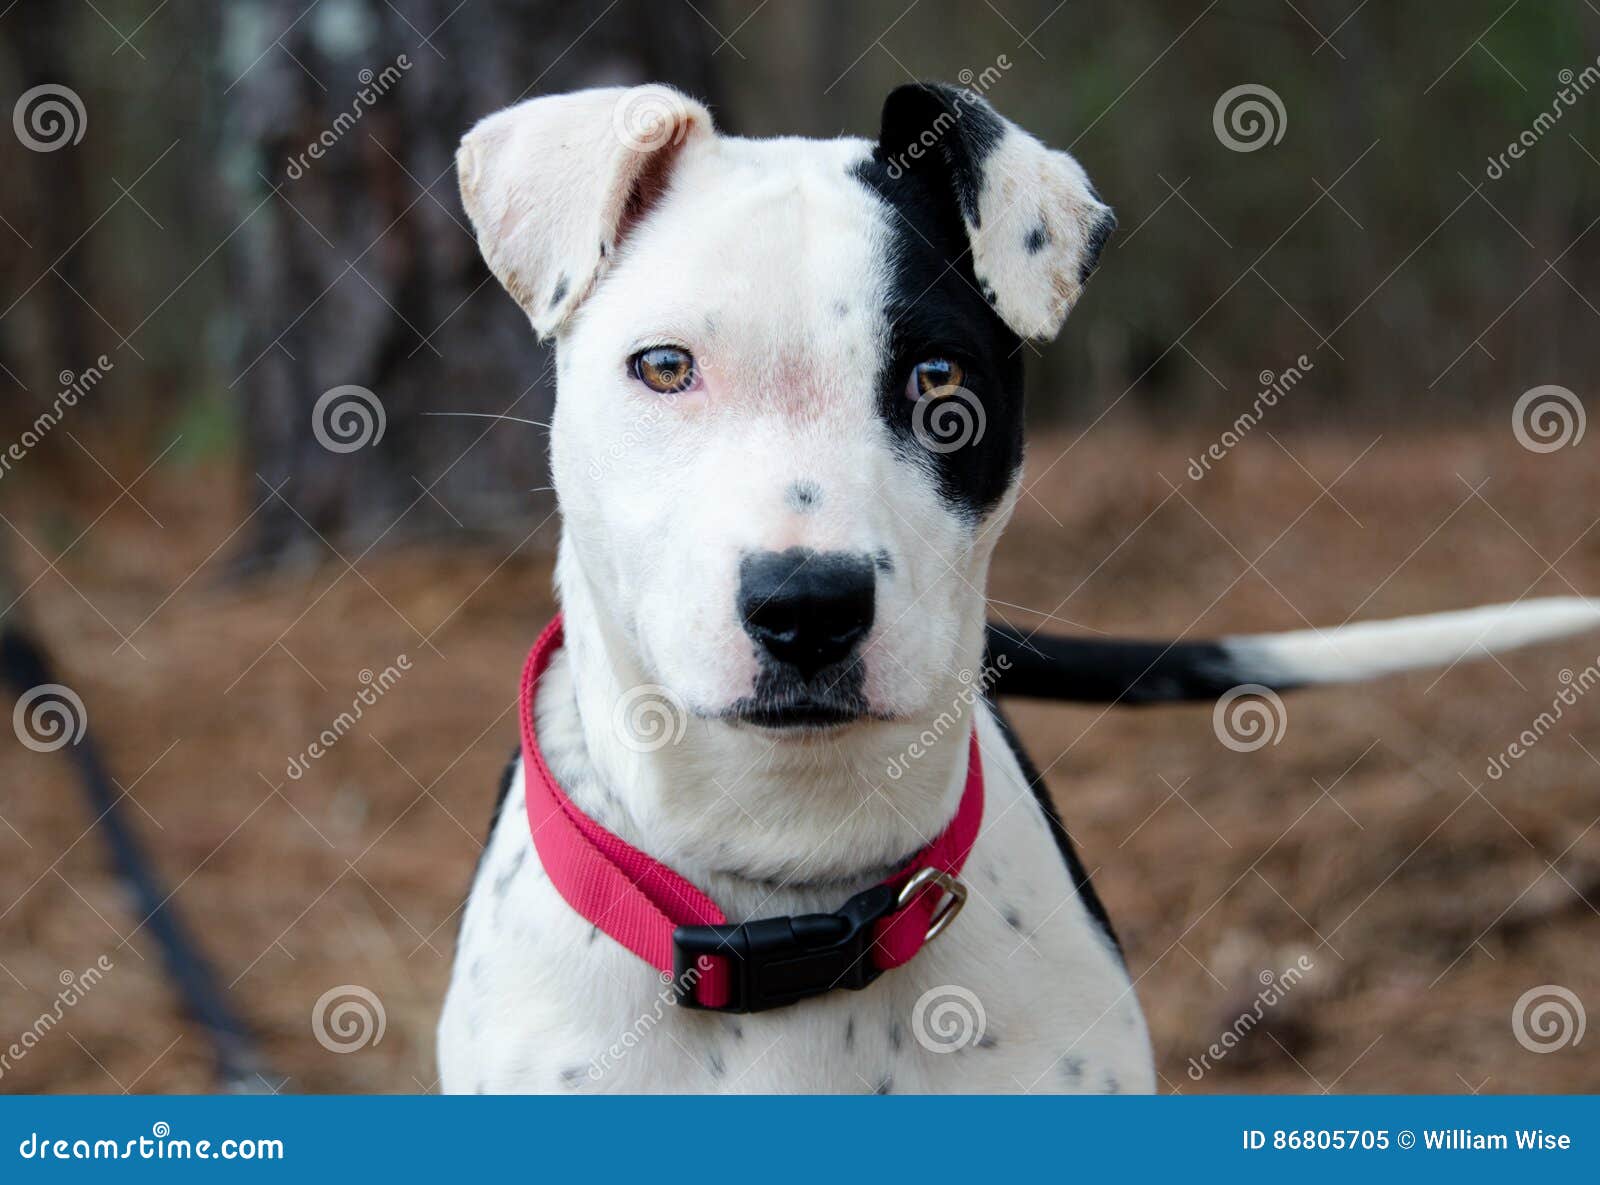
[671,883,899,1013]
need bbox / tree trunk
[227,0,722,565]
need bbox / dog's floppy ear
[875,83,1115,340]
[457,85,714,338]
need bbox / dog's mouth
[726,698,869,731]
[717,665,880,733]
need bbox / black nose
[738,549,876,678]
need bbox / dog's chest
[438,688,1153,1094]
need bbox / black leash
[1,624,273,1092]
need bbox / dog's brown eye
[632,346,696,393]
[907,358,964,400]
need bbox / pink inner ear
[613,139,690,251]
[495,192,530,251]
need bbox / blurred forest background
[1,1,1598,1095]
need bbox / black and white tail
[986,598,1600,705]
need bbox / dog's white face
[459,84,1112,734]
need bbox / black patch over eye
[631,346,695,393]
[907,358,966,400]
[852,157,1023,522]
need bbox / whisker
[423,411,552,429]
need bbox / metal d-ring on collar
[897,866,968,943]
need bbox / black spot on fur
[457,745,521,958]
[852,123,1024,521]
[876,82,1005,227]
[844,1017,856,1050]
[1079,209,1117,284]
[559,1067,583,1088]
[492,846,526,897]
[889,1021,903,1052]
[1024,221,1050,254]
[1062,1056,1085,1083]
[874,1073,893,1095]
[988,700,1123,957]
[707,1051,726,1078]
[833,299,850,318]
[873,548,894,575]
[977,1032,998,1049]
[549,274,569,309]
[1003,907,1023,932]
[786,481,820,512]
[599,240,608,257]
[1102,1071,1121,1094]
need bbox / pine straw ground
[2,426,1597,1095]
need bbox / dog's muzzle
[518,616,982,1013]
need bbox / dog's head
[459,83,1111,735]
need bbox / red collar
[518,616,984,1012]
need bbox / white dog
[437,82,1599,1094]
